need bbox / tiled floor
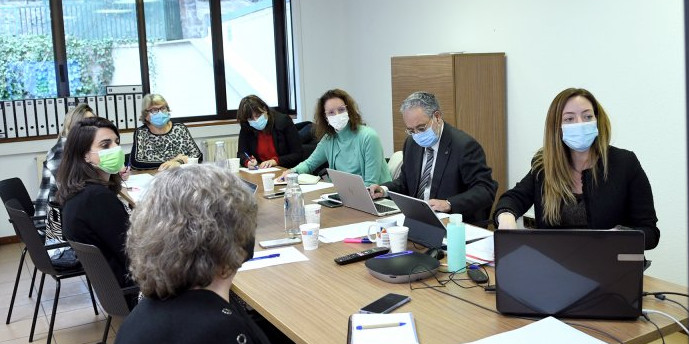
[1,243,122,344]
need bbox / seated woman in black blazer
[236,95,303,169]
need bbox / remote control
[334,247,390,265]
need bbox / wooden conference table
[231,170,687,344]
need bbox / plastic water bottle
[446,214,466,272]
[214,141,228,169]
[284,173,305,238]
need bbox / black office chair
[294,121,328,176]
[0,177,45,324]
[5,200,98,344]
[69,241,139,344]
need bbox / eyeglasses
[405,118,435,135]
[146,106,168,114]
[324,105,347,117]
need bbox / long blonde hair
[532,88,611,225]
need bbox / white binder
[67,97,77,111]
[56,98,67,132]
[14,100,27,138]
[3,102,16,138]
[35,99,48,136]
[106,95,117,125]
[115,95,126,130]
[134,93,143,127]
[125,94,136,129]
[96,96,107,118]
[0,105,5,139]
[106,85,143,94]
[87,96,97,112]
[45,98,58,135]
[25,99,38,137]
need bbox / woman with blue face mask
[493,88,660,250]
[279,89,391,186]
[236,95,303,169]
[129,94,203,171]
[56,117,136,293]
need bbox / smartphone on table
[359,293,411,314]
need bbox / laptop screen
[494,229,644,320]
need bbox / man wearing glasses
[369,91,497,224]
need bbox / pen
[356,322,406,330]
[248,253,281,261]
[344,238,373,244]
[243,152,259,169]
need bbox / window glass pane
[0,2,56,100]
[146,0,215,118]
[222,0,278,109]
[63,1,142,97]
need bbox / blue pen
[243,152,259,169]
[248,253,280,261]
[356,322,406,330]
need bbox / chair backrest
[5,199,57,274]
[0,177,35,216]
[68,241,132,317]
[387,151,404,180]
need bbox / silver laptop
[494,229,645,319]
[326,169,400,216]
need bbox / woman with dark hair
[493,88,660,250]
[280,89,391,186]
[236,95,303,169]
[57,117,133,286]
[130,94,203,171]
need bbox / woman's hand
[247,158,258,169]
[119,165,131,181]
[259,159,277,169]
[278,169,295,182]
[497,212,518,229]
[158,159,182,171]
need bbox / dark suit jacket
[383,122,498,224]
[237,111,304,168]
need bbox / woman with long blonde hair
[494,88,659,250]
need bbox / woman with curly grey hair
[115,165,270,344]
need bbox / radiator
[203,136,239,162]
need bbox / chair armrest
[122,286,141,295]
[45,242,70,250]
[30,215,47,221]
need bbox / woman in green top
[282,89,391,186]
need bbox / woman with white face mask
[129,94,203,171]
[280,89,391,186]
[493,88,660,250]
[236,95,303,169]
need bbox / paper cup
[387,226,409,253]
[187,157,199,165]
[305,204,321,225]
[262,173,275,193]
[300,223,320,250]
[229,158,241,173]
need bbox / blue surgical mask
[249,113,268,131]
[150,111,171,128]
[412,119,440,148]
[561,121,598,152]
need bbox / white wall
[292,0,687,285]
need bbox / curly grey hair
[126,164,257,299]
[399,91,440,118]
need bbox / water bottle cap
[449,214,463,224]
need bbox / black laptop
[388,191,446,249]
[494,229,645,320]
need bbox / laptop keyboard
[374,202,397,213]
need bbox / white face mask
[327,112,349,131]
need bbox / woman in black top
[56,117,133,286]
[493,88,660,250]
[116,165,269,344]
[237,95,303,168]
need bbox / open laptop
[388,191,446,249]
[326,169,400,216]
[494,229,645,320]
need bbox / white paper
[350,312,419,344]
[466,236,494,264]
[238,246,309,271]
[240,167,281,174]
[297,182,333,194]
[442,223,493,245]
[319,221,377,243]
[466,316,606,344]
[123,173,155,203]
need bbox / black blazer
[493,146,660,250]
[237,111,304,168]
[384,122,498,224]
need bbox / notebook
[494,229,645,319]
[326,169,400,216]
[347,312,419,344]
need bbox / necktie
[416,147,434,199]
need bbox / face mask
[249,113,268,131]
[93,146,125,174]
[327,112,349,131]
[150,111,171,128]
[412,118,440,148]
[562,121,598,152]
